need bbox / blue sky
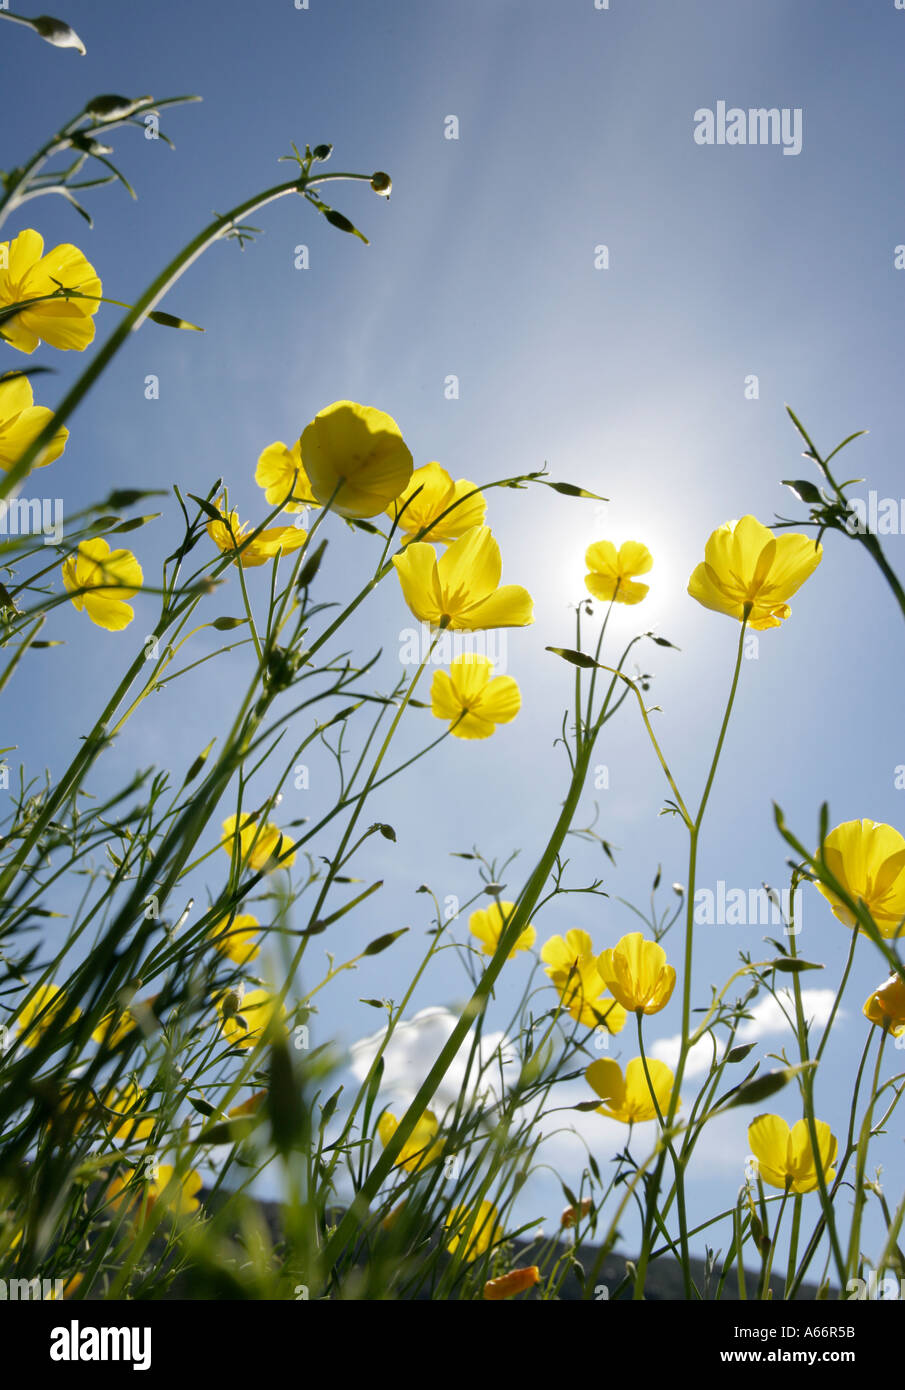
[3,0,904,1273]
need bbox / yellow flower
[393,525,533,630]
[0,229,101,354]
[228,1090,267,1119]
[107,1165,202,1223]
[0,372,68,471]
[596,932,676,1015]
[16,983,80,1046]
[254,440,320,513]
[445,1200,502,1261]
[388,462,486,542]
[221,813,296,871]
[299,400,413,518]
[540,930,627,1032]
[430,655,520,740]
[483,1265,541,1300]
[217,986,286,1049]
[377,1109,444,1173]
[863,974,905,1036]
[102,1082,154,1145]
[91,1008,137,1048]
[61,537,143,631]
[585,540,653,605]
[48,1274,83,1300]
[687,515,822,630]
[816,819,905,939]
[747,1114,837,1193]
[206,504,307,567]
[560,1198,593,1229]
[208,913,261,965]
[586,1057,675,1124]
[469,900,535,960]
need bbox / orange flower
[560,1198,593,1229]
[483,1265,541,1300]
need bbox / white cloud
[348,1005,516,1116]
[651,988,840,1077]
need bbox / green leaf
[148,309,204,332]
[319,1086,342,1130]
[783,479,822,504]
[297,539,327,588]
[197,1115,258,1145]
[188,1095,220,1118]
[543,481,607,501]
[362,927,409,957]
[188,493,224,523]
[183,737,216,787]
[546,645,597,668]
[111,513,160,533]
[722,1064,814,1110]
[323,208,369,244]
[268,1037,306,1155]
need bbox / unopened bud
[370,171,392,197]
[86,94,150,120]
[32,15,86,54]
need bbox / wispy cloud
[652,988,840,1077]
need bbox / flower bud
[32,14,86,54]
[86,94,149,120]
[370,171,392,197]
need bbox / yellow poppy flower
[254,440,320,513]
[217,986,286,1049]
[0,229,101,354]
[586,1056,676,1124]
[61,537,142,631]
[747,1114,837,1193]
[388,462,486,542]
[816,819,905,938]
[16,983,80,1046]
[102,1082,154,1145]
[863,974,905,1035]
[91,1008,137,1048]
[585,540,652,605]
[469,900,535,960]
[206,504,307,567]
[299,399,413,518]
[393,525,533,630]
[687,515,822,630]
[377,1109,444,1173]
[221,813,296,871]
[208,913,261,965]
[430,654,520,740]
[106,1165,202,1223]
[596,932,676,1015]
[483,1265,541,1300]
[540,930,627,1032]
[0,372,68,471]
[445,1200,502,1261]
[227,1090,267,1119]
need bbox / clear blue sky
[4,0,904,1267]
